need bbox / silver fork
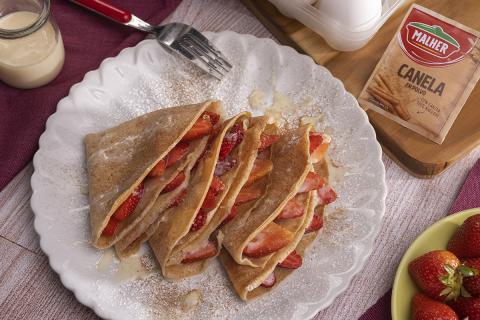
[70,0,232,80]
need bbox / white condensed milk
[0,11,65,89]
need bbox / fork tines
[178,32,232,80]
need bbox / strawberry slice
[215,158,237,176]
[162,172,185,193]
[202,111,220,126]
[219,124,245,160]
[210,176,225,195]
[275,198,305,220]
[298,172,326,193]
[305,214,323,234]
[317,185,337,205]
[245,158,273,186]
[190,209,207,231]
[166,142,190,167]
[102,218,119,237]
[201,190,217,209]
[235,184,263,205]
[181,240,218,263]
[113,182,145,221]
[310,132,330,163]
[309,132,323,153]
[168,189,187,208]
[260,272,276,288]
[258,134,280,152]
[220,205,238,227]
[149,159,166,177]
[181,118,213,142]
[243,223,293,258]
[200,176,224,210]
[278,250,302,269]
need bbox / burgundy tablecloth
[359,159,480,320]
[0,0,181,191]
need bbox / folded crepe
[219,159,332,301]
[85,100,221,249]
[220,125,316,268]
[149,112,267,279]
[219,161,334,301]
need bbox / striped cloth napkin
[0,0,181,191]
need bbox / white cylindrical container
[269,0,407,51]
[0,0,65,89]
[314,0,382,32]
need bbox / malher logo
[398,8,477,67]
[406,23,459,59]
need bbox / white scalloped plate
[31,31,386,320]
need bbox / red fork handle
[70,0,132,24]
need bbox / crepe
[219,159,329,301]
[85,100,221,249]
[221,125,312,268]
[149,112,261,279]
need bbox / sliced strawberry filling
[260,272,276,288]
[278,250,302,269]
[214,158,237,176]
[298,172,326,193]
[181,240,218,263]
[190,209,207,232]
[275,198,305,220]
[201,190,217,210]
[317,185,337,205]
[168,189,187,208]
[181,111,219,142]
[102,219,119,237]
[113,182,145,221]
[245,158,273,187]
[231,132,277,207]
[309,132,330,163]
[149,159,166,177]
[102,182,145,236]
[190,176,225,231]
[305,214,323,234]
[202,111,220,126]
[235,184,263,205]
[189,123,245,233]
[162,172,186,193]
[220,205,238,227]
[149,142,190,177]
[166,142,190,167]
[243,223,293,258]
[219,124,245,161]
[258,134,280,152]
[209,176,226,194]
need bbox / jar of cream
[0,0,65,89]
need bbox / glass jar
[0,0,65,89]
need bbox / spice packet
[358,4,480,144]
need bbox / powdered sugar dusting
[32,32,385,320]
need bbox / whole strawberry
[412,293,459,320]
[409,250,461,301]
[463,258,480,297]
[448,214,480,259]
[449,297,480,320]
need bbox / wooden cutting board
[242,0,480,178]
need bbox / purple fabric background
[0,0,181,191]
[359,159,480,319]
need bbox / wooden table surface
[1,1,479,319]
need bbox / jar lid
[0,0,51,39]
